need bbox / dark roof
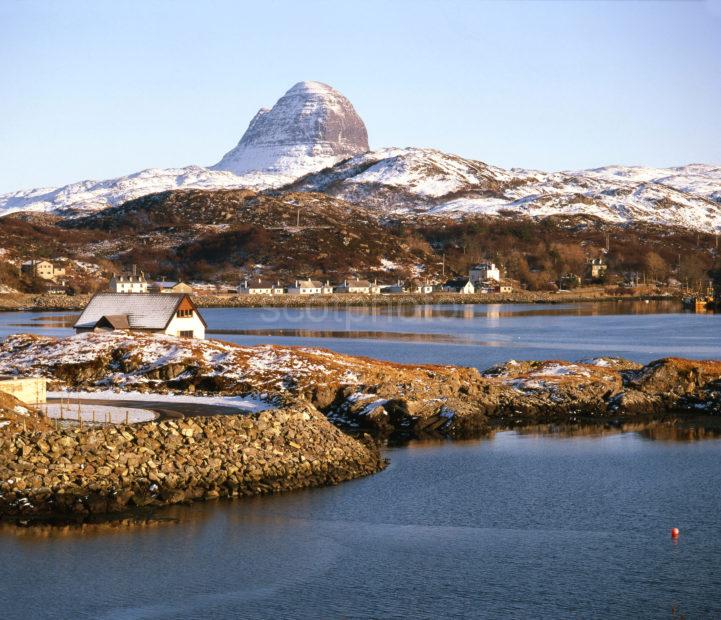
[445,277,472,286]
[151,280,179,288]
[95,315,131,330]
[74,293,206,330]
[292,279,323,288]
[243,279,276,289]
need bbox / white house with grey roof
[287,279,333,295]
[108,271,148,293]
[238,278,284,295]
[73,293,206,339]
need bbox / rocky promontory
[3,331,721,525]
[0,403,383,524]
[2,332,721,439]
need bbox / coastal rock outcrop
[615,357,721,415]
[0,404,384,524]
[483,359,623,422]
[0,332,492,438]
[3,333,721,440]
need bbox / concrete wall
[0,377,47,404]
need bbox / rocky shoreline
[0,403,384,525]
[2,332,721,439]
[2,331,721,525]
[0,290,680,312]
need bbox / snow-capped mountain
[287,148,721,230]
[212,81,368,177]
[0,80,719,231]
[0,166,259,217]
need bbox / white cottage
[335,279,382,294]
[443,277,475,294]
[238,279,277,295]
[287,279,328,295]
[109,271,148,293]
[73,293,206,339]
[469,262,500,283]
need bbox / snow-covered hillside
[2,147,719,231]
[0,165,292,217]
[289,148,721,231]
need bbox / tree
[644,251,668,282]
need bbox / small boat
[682,283,716,312]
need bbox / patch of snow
[531,364,591,378]
[379,258,401,271]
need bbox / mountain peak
[211,81,369,177]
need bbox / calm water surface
[2,300,720,367]
[2,432,721,619]
[1,301,720,618]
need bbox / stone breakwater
[0,405,384,524]
[0,290,678,312]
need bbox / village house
[73,293,206,339]
[587,258,608,280]
[237,278,277,295]
[335,279,374,294]
[411,281,435,294]
[469,261,500,283]
[381,281,405,294]
[443,277,475,294]
[287,278,329,295]
[474,281,497,294]
[44,281,70,295]
[148,280,194,295]
[20,259,66,281]
[498,283,513,294]
[108,268,148,293]
[559,273,582,290]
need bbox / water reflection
[7,314,79,328]
[347,300,684,319]
[208,328,487,344]
[509,418,721,442]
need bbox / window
[177,308,193,318]
[179,330,194,338]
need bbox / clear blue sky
[1,0,720,193]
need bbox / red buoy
[671,527,680,538]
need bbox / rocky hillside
[57,189,435,281]
[2,185,720,290]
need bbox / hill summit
[211,81,369,177]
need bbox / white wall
[0,377,47,404]
[165,313,205,339]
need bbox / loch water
[1,301,721,619]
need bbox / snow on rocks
[0,331,491,438]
